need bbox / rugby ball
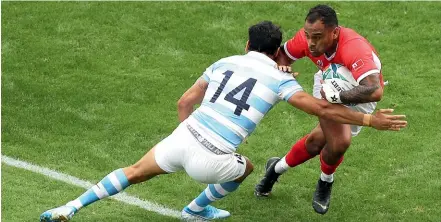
[322,64,358,92]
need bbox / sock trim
[219,181,240,193]
[101,177,118,195]
[93,184,109,199]
[108,172,123,191]
[274,157,289,174]
[208,184,223,199]
[115,169,130,188]
[79,190,99,206]
[320,172,334,183]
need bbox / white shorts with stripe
[154,117,247,184]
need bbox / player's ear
[245,40,250,53]
[274,47,280,58]
[332,27,340,40]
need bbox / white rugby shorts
[154,117,247,184]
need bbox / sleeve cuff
[283,42,298,61]
[356,69,380,83]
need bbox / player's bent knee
[336,137,351,150]
[328,137,351,155]
[306,142,323,156]
[306,133,326,156]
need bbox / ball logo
[322,64,348,82]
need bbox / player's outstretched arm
[287,91,407,130]
[177,78,208,122]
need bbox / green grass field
[2,2,441,222]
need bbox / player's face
[304,20,337,57]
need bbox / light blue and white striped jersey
[190,51,303,152]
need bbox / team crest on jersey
[352,59,364,70]
[317,60,323,67]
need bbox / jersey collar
[246,51,277,67]
[324,43,338,61]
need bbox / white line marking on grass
[1,155,180,218]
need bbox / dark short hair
[306,5,338,28]
[248,21,282,55]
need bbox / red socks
[320,152,344,175]
[285,134,344,175]
[285,134,315,167]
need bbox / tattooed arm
[322,38,385,104]
[340,73,383,104]
[321,73,383,104]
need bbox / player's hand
[278,65,292,73]
[277,65,299,78]
[320,80,342,103]
[370,109,407,131]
